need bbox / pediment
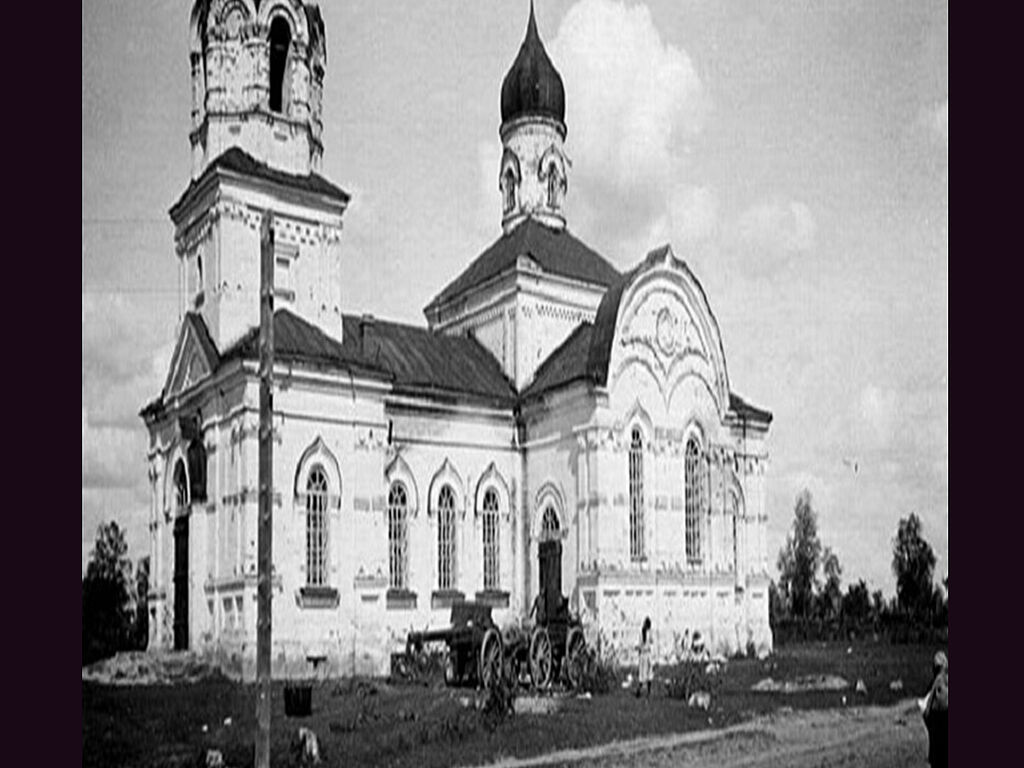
[607,245,730,413]
[162,313,220,400]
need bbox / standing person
[922,650,948,768]
[636,617,653,699]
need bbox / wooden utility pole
[256,211,274,768]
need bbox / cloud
[550,0,709,264]
[735,199,816,269]
[935,99,947,148]
[857,384,898,450]
[82,420,148,490]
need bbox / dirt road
[476,700,930,768]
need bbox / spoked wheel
[479,628,503,691]
[529,627,553,688]
[564,626,586,689]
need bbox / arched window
[305,465,328,586]
[173,461,188,512]
[268,17,292,113]
[546,163,561,209]
[482,488,500,590]
[629,427,645,561]
[388,482,409,590]
[437,485,456,590]
[540,506,560,541]
[502,168,517,214]
[685,439,704,563]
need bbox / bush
[480,663,517,730]
[664,661,721,701]
[577,646,618,695]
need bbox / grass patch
[83,639,944,768]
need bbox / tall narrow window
[437,485,456,590]
[540,506,560,541]
[388,482,409,590]
[269,17,292,113]
[306,465,328,586]
[685,439,704,563]
[546,164,560,209]
[173,461,188,511]
[629,427,645,561]
[482,488,500,590]
[502,169,516,214]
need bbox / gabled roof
[425,218,620,313]
[522,322,594,398]
[169,147,349,221]
[221,308,385,380]
[352,316,516,406]
[144,309,516,420]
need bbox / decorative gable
[162,313,220,401]
[607,245,730,414]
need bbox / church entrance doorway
[537,539,562,622]
[173,514,189,650]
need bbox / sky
[82,0,948,596]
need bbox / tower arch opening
[269,16,292,113]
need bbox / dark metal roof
[169,147,349,221]
[728,393,773,424]
[220,309,384,379]
[426,218,620,313]
[521,323,594,398]
[352,315,516,406]
[500,3,565,125]
[221,310,515,407]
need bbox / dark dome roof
[500,4,565,125]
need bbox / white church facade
[142,1,774,679]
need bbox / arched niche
[474,463,511,521]
[293,436,342,510]
[427,458,465,518]
[533,481,567,541]
[385,452,420,517]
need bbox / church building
[142,1,774,679]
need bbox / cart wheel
[565,627,586,689]
[480,628,503,691]
[530,627,553,688]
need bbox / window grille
[306,465,329,586]
[629,427,645,561]
[540,506,560,540]
[482,488,500,590]
[685,439,704,563]
[437,485,456,590]
[388,482,409,590]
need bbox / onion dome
[500,4,565,125]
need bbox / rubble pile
[82,651,225,686]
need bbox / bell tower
[188,0,326,178]
[172,1,348,351]
[499,3,570,234]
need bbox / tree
[768,579,788,627]
[133,556,150,650]
[82,521,135,665]
[818,547,843,621]
[842,579,871,624]
[777,490,822,619]
[871,589,886,622]
[892,513,937,621]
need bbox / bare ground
[474,700,928,768]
